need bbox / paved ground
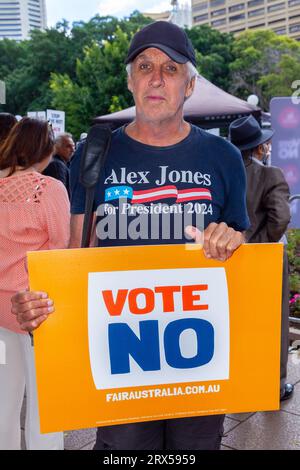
[21,348,300,450]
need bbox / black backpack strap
[79,125,112,248]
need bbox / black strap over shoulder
[79,125,112,248]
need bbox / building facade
[143,1,192,28]
[143,11,171,21]
[0,0,47,40]
[192,0,300,40]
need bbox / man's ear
[185,76,196,100]
[257,144,264,156]
[127,74,133,94]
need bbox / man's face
[127,48,195,125]
[56,137,75,162]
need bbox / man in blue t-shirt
[12,21,249,450]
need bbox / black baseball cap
[125,21,197,67]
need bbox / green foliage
[229,30,300,109]
[0,12,150,133]
[50,73,92,139]
[71,11,151,45]
[0,38,26,78]
[50,27,134,137]
[186,25,234,90]
[0,26,77,115]
[49,12,152,137]
[109,96,124,113]
[2,13,300,134]
[259,54,300,104]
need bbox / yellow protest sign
[28,243,282,433]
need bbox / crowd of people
[0,20,294,451]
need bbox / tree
[0,26,77,115]
[70,11,151,63]
[0,11,151,119]
[0,39,26,79]
[186,25,234,91]
[259,54,300,104]
[229,30,300,109]
[50,74,92,138]
[50,28,134,137]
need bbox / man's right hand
[11,291,54,332]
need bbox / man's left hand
[185,223,245,261]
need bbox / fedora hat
[229,115,274,151]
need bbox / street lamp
[247,94,259,107]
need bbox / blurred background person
[0,118,70,450]
[43,132,75,195]
[75,132,87,150]
[0,113,17,144]
[79,132,87,142]
[229,115,293,402]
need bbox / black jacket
[43,155,70,197]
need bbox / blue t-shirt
[71,125,249,247]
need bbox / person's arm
[69,213,97,248]
[12,143,93,332]
[69,214,84,248]
[220,150,250,234]
[187,144,249,261]
[69,142,98,248]
[262,167,291,242]
[11,179,71,331]
[42,180,70,249]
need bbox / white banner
[27,111,46,121]
[46,109,65,137]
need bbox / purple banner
[270,97,300,228]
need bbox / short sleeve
[221,149,250,232]
[42,178,71,249]
[70,143,86,214]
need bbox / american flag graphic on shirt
[105,185,212,204]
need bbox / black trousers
[93,414,225,451]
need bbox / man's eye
[166,65,177,72]
[139,63,150,70]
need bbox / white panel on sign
[88,267,230,390]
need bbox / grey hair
[126,61,198,80]
[55,132,73,145]
[186,62,199,80]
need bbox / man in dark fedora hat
[229,114,294,402]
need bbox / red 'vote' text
[102,285,208,316]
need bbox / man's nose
[149,68,164,87]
